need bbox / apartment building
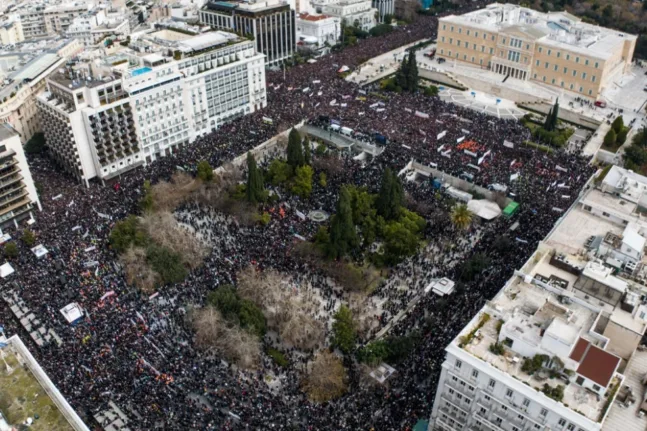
[0,18,25,45]
[321,0,377,32]
[199,0,296,66]
[0,38,83,143]
[37,30,266,185]
[66,8,131,46]
[0,124,41,230]
[296,13,340,47]
[436,3,636,99]
[18,2,91,39]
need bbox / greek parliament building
[37,30,266,186]
[199,0,296,66]
[436,3,636,99]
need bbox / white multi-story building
[296,13,340,47]
[18,1,92,39]
[199,0,296,66]
[37,30,266,185]
[428,165,647,431]
[0,38,83,143]
[372,0,394,22]
[66,8,131,47]
[321,0,377,32]
[0,17,25,45]
[0,124,41,230]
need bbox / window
[468,385,475,391]
[458,27,462,33]
[592,384,601,391]
[481,46,485,52]
[576,56,580,63]
[526,44,530,49]
[545,62,549,68]
[554,64,558,71]
[570,83,574,90]
[547,49,552,55]
[506,389,514,398]
[602,212,610,217]
[566,54,570,60]
[592,75,597,83]
[567,425,575,431]
[489,48,494,54]
[585,59,589,66]
[536,60,540,66]
[452,376,458,382]
[523,398,530,407]
[483,32,487,39]
[540,408,548,417]
[582,72,587,79]
[501,405,508,411]
[441,36,445,42]
[471,369,479,379]
[579,86,583,93]
[479,407,487,415]
[450,26,454,32]
[502,37,506,44]
[572,70,577,77]
[449,38,453,44]
[442,24,446,30]
[595,61,599,68]
[484,394,491,401]
[588,89,593,95]
[513,427,520,431]
[563,67,568,74]
[552,78,556,84]
[449,388,455,395]
[538,47,542,53]
[466,29,470,35]
[475,31,479,37]
[488,379,496,388]
[473,43,476,50]
[557,51,561,58]
[640,311,646,319]
[534,426,541,430]
[455,360,462,369]
[517,414,524,421]
[558,419,566,427]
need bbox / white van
[341,127,353,136]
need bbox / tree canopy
[287,128,305,168]
[376,168,403,220]
[327,187,358,259]
[331,305,356,354]
[246,152,265,203]
[196,160,214,182]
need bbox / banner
[437,131,447,140]
[467,163,480,171]
[262,116,273,124]
[442,150,452,158]
[510,173,520,181]
[457,136,465,144]
[405,108,412,113]
[415,111,429,119]
[464,150,477,157]
[556,165,568,173]
[503,140,514,148]
[461,129,470,135]
[437,144,445,153]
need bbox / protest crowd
[0,5,598,430]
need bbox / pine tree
[394,55,409,90]
[303,137,311,165]
[543,108,553,131]
[550,99,559,131]
[246,152,264,203]
[287,128,304,169]
[327,187,357,259]
[376,168,403,220]
[406,49,419,92]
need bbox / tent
[60,303,84,324]
[0,262,14,278]
[503,201,520,218]
[31,244,49,259]
[413,419,429,431]
[337,65,350,73]
[468,199,502,220]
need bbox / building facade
[296,13,340,47]
[436,3,636,99]
[0,124,41,230]
[66,9,131,47]
[322,0,377,32]
[199,0,296,66]
[19,2,91,39]
[38,31,266,185]
[0,18,25,45]
[372,0,394,22]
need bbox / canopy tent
[60,302,84,325]
[468,199,502,220]
[503,201,520,218]
[0,262,14,278]
[31,244,49,259]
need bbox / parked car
[594,100,607,108]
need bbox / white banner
[556,165,568,173]
[461,129,470,135]
[510,173,520,181]
[457,136,465,143]
[437,144,445,153]
[437,131,447,140]
[552,207,564,213]
[464,150,477,157]
[467,163,480,171]
[442,150,452,158]
[405,108,412,113]
[429,162,438,168]
[510,159,516,167]
[503,140,515,148]
[415,111,430,119]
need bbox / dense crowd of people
[0,6,599,430]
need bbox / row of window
[534,61,597,82]
[442,23,495,42]
[441,37,495,55]
[532,74,594,95]
[537,46,599,68]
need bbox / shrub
[196,160,214,182]
[109,215,149,253]
[22,229,36,246]
[489,343,505,355]
[292,165,314,198]
[4,242,18,258]
[254,211,271,225]
[267,159,293,185]
[207,285,240,320]
[267,348,288,367]
[424,85,439,96]
[238,299,267,337]
[319,172,327,188]
[332,305,356,354]
[522,354,549,375]
[357,340,389,365]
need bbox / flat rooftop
[0,336,80,430]
[440,3,636,60]
[604,349,647,431]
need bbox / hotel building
[436,3,636,99]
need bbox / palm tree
[451,203,473,230]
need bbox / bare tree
[140,211,208,270]
[120,246,159,293]
[193,306,260,369]
[237,265,325,350]
[151,172,200,212]
[302,351,348,403]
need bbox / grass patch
[267,348,289,367]
[523,141,555,154]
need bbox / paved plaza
[438,87,526,119]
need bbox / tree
[140,180,154,213]
[543,107,553,131]
[625,144,647,167]
[394,54,409,90]
[603,129,617,147]
[617,128,629,146]
[145,244,187,285]
[331,305,356,354]
[4,242,18,258]
[22,229,36,246]
[110,215,149,253]
[550,99,559,130]
[406,49,419,92]
[196,160,214,182]
[319,172,327,188]
[451,203,473,230]
[303,137,312,165]
[424,85,439,96]
[287,128,305,168]
[207,285,241,320]
[238,299,267,337]
[292,165,314,198]
[369,24,393,37]
[376,168,403,220]
[327,187,357,259]
[267,159,292,185]
[24,133,46,154]
[382,220,420,265]
[246,152,265,203]
[357,340,389,365]
[612,116,624,134]
[302,351,348,403]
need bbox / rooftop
[0,335,87,430]
[440,3,636,60]
[298,12,333,21]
